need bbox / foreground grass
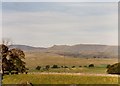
[2,74,118,84]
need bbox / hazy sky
[2,2,118,47]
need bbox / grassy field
[2,74,118,84]
[24,52,118,69]
[24,52,117,75]
[2,52,119,85]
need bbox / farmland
[2,73,118,84]
[2,51,119,85]
[24,52,118,70]
[2,1,119,85]
[2,44,119,84]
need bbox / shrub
[36,66,41,70]
[89,64,94,67]
[93,56,96,58]
[45,65,50,70]
[52,65,58,68]
[72,66,75,68]
[79,66,82,67]
[61,66,64,68]
[107,62,120,75]
[64,66,68,68]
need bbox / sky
[1,0,119,2]
[1,2,118,47]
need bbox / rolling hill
[9,44,118,58]
[9,44,46,51]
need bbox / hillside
[48,44,117,53]
[9,44,46,51]
[9,44,118,58]
[47,44,118,58]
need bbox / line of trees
[35,64,95,71]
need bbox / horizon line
[8,43,118,48]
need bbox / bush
[36,66,41,70]
[89,64,94,67]
[64,66,68,68]
[45,65,50,70]
[52,65,58,68]
[107,62,120,75]
[72,66,75,68]
[61,66,64,68]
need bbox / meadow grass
[2,74,118,84]
[2,52,119,85]
[25,52,118,69]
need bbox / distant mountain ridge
[9,44,118,58]
[9,44,46,51]
[48,44,117,52]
